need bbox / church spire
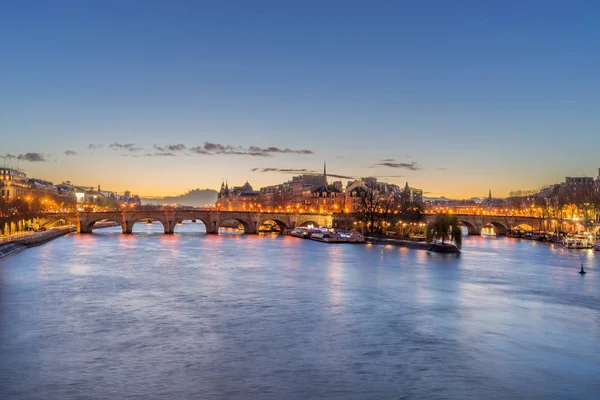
[323,160,327,185]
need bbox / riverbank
[0,226,76,260]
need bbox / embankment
[0,226,75,260]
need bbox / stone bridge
[423,213,543,235]
[44,210,332,234]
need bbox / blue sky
[1,0,599,197]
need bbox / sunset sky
[2,1,599,198]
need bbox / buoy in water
[579,264,586,275]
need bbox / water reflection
[0,227,599,399]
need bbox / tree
[356,187,383,233]
[425,213,462,249]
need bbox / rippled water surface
[1,223,599,399]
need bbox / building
[412,188,423,204]
[565,176,594,194]
[217,181,261,211]
[0,168,30,200]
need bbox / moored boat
[310,229,365,243]
[563,233,595,249]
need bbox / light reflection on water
[0,222,599,400]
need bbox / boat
[593,241,600,251]
[506,229,523,238]
[290,227,312,239]
[563,233,595,249]
[310,229,365,244]
[480,226,496,237]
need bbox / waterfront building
[217,181,260,211]
[217,166,422,216]
[0,168,30,200]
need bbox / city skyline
[2,1,599,198]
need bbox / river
[1,222,599,399]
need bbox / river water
[1,222,599,399]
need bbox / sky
[1,0,599,198]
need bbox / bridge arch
[176,215,214,234]
[217,218,249,234]
[487,221,508,236]
[41,217,73,229]
[82,217,122,233]
[124,217,171,234]
[258,218,288,232]
[514,223,534,232]
[297,220,319,228]
[458,220,479,235]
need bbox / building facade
[0,168,30,200]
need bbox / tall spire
[324,160,327,185]
[488,189,492,201]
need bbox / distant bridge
[423,213,544,235]
[44,210,332,234]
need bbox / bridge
[423,213,545,235]
[44,210,332,234]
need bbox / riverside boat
[563,233,595,249]
[290,227,312,239]
[310,230,365,244]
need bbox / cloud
[251,168,315,174]
[167,144,186,151]
[194,142,313,157]
[153,144,186,152]
[326,173,355,180]
[251,168,354,180]
[375,162,420,171]
[436,167,446,171]
[64,150,77,156]
[189,146,211,155]
[144,152,176,157]
[109,142,142,152]
[248,146,313,155]
[381,158,395,162]
[3,153,47,162]
[88,144,102,149]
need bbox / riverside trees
[355,185,423,234]
[425,213,462,249]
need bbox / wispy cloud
[3,153,47,162]
[154,144,186,152]
[381,158,395,162]
[251,168,354,180]
[88,144,102,149]
[435,167,446,171]
[251,168,316,174]
[64,150,77,156]
[374,161,421,171]
[194,142,313,157]
[327,173,355,180]
[109,142,142,152]
[144,152,176,157]
[189,146,211,155]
